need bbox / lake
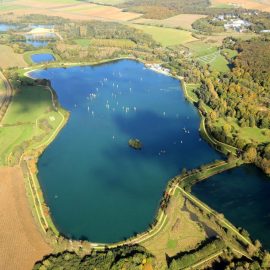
[0,23,16,32]
[31,53,55,64]
[31,60,221,243]
[192,165,270,249]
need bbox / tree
[261,252,270,268]
[243,145,257,163]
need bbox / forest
[120,0,212,19]
[33,245,152,270]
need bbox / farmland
[0,166,52,270]
[0,0,142,22]
[131,25,197,46]
[211,0,270,12]
[133,14,207,30]
[0,45,27,69]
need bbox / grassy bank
[24,49,61,65]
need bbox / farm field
[133,14,207,30]
[184,40,218,57]
[84,0,127,4]
[131,24,197,46]
[0,166,51,270]
[184,41,230,72]
[211,0,270,12]
[0,45,27,69]
[0,0,142,22]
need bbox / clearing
[0,166,51,270]
[131,24,197,46]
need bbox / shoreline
[19,57,247,250]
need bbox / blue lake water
[25,33,56,47]
[192,165,270,249]
[26,40,48,47]
[31,53,55,64]
[0,23,16,32]
[31,60,221,243]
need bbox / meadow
[0,83,63,165]
[131,24,197,46]
[215,118,270,145]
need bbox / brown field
[0,166,51,270]
[0,45,27,69]
[134,14,207,30]
[212,0,270,12]
[0,0,142,22]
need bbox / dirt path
[0,166,52,270]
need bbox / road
[0,71,13,123]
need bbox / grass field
[185,84,200,103]
[0,45,27,69]
[92,38,136,47]
[0,83,63,165]
[75,38,92,47]
[133,14,207,30]
[132,24,197,46]
[185,41,230,72]
[215,118,270,145]
[223,48,238,59]
[185,41,218,57]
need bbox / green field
[184,41,218,57]
[209,54,230,72]
[74,39,92,47]
[215,118,270,144]
[185,41,230,72]
[223,48,238,59]
[0,83,63,165]
[132,24,197,47]
[185,84,200,103]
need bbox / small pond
[31,53,55,64]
